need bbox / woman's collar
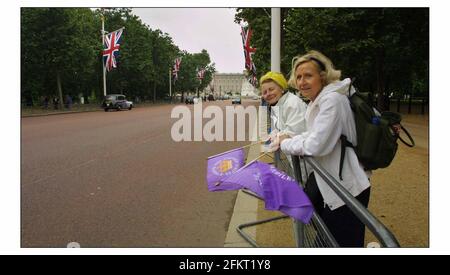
[272,92,289,107]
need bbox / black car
[207,94,215,101]
[102,94,133,111]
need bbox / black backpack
[338,79,415,179]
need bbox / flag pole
[214,152,270,187]
[206,141,265,160]
[169,68,172,102]
[271,8,281,72]
[101,13,107,97]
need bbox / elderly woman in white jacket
[277,50,371,247]
[259,71,308,139]
[259,71,309,181]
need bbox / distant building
[210,73,257,97]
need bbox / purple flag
[206,148,245,191]
[220,161,313,223]
[220,161,264,197]
[259,163,314,224]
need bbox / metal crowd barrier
[300,156,400,248]
[236,151,400,248]
[236,151,338,247]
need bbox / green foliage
[21,8,99,104]
[21,8,214,104]
[235,8,429,110]
[174,49,216,97]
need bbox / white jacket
[270,92,308,136]
[280,78,370,210]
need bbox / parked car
[207,94,215,101]
[185,96,195,104]
[232,96,242,104]
[102,94,133,111]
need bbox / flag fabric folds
[206,148,245,191]
[259,162,314,224]
[221,160,264,197]
[240,25,258,88]
[103,28,123,72]
[240,25,256,75]
[248,74,258,87]
[197,68,206,80]
[209,159,313,223]
[172,57,182,82]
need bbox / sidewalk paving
[223,140,295,248]
[21,102,174,117]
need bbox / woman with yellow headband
[259,71,308,143]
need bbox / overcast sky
[132,8,245,73]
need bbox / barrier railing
[235,152,400,248]
[289,154,338,248]
[236,151,338,247]
[301,156,400,247]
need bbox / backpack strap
[339,135,354,180]
[398,125,415,147]
[338,78,357,180]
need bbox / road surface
[21,100,257,247]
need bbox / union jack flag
[241,25,257,75]
[103,28,123,72]
[172,57,182,82]
[197,68,206,80]
[248,74,258,87]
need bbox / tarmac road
[21,100,256,247]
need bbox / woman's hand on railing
[267,132,291,152]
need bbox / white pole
[271,8,281,72]
[102,14,107,96]
[169,68,172,102]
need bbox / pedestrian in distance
[276,50,371,247]
[53,97,59,110]
[43,96,49,109]
[65,94,73,110]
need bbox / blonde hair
[288,50,341,89]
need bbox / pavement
[223,141,260,248]
[223,127,295,248]
[21,102,172,117]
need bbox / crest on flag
[206,148,245,192]
[103,28,124,72]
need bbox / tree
[150,29,180,102]
[235,8,429,110]
[21,8,99,107]
[21,8,225,107]
[175,50,215,102]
